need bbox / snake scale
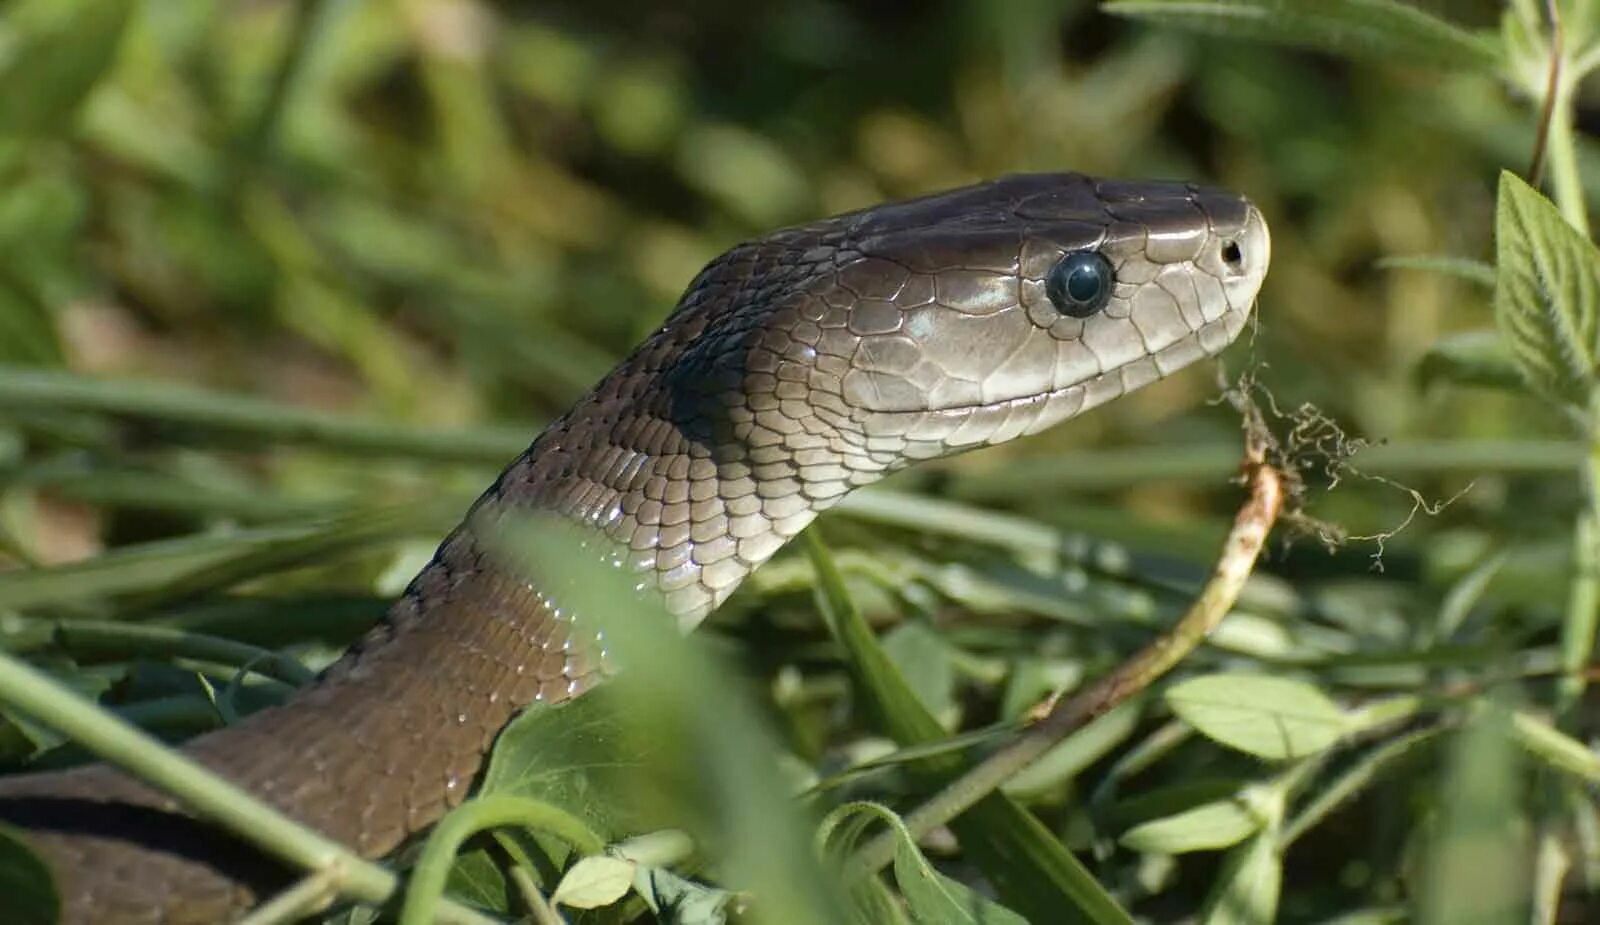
[0,172,1269,923]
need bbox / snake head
[795,173,1270,461]
[552,173,1269,618]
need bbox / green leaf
[1378,256,1497,288]
[635,867,734,924]
[1118,792,1266,855]
[479,689,663,842]
[0,823,57,925]
[1416,330,1527,393]
[1199,828,1283,925]
[805,533,1133,925]
[824,803,1028,925]
[1102,0,1502,72]
[440,848,510,915]
[1166,674,1348,760]
[0,0,132,138]
[896,845,1029,925]
[552,854,635,909]
[1493,170,1600,410]
[881,621,957,723]
[1508,708,1600,784]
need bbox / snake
[0,172,1268,923]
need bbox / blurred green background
[0,0,1563,565]
[4,0,1599,921]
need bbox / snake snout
[1212,203,1271,338]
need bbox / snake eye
[1046,251,1114,318]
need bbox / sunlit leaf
[1199,828,1282,925]
[1119,793,1265,855]
[1166,674,1348,760]
[1508,708,1600,785]
[1102,0,1501,72]
[552,854,635,909]
[1493,170,1600,410]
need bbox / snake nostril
[1220,239,1244,273]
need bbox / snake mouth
[887,302,1256,421]
[858,305,1255,452]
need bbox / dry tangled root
[1216,365,1469,570]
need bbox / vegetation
[3,0,1600,922]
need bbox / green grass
[3,0,1600,923]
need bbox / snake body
[0,173,1268,923]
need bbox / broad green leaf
[1493,170,1600,410]
[0,0,132,138]
[552,854,635,909]
[479,689,664,842]
[805,533,1133,925]
[1199,828,1282,925]
[1166,674,1348,760]
[0,823,57,924]
[1102,0,1502,72]
[1416,330,1527,393]
[1119,793,1265,855]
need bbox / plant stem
[400,795,605,925]
[849,431,1284,878]
[47,619,316,687]
[1547,77,1590,235]
[234,871,341,925]
[1557,398,1600,718]
[0,652,496,925]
